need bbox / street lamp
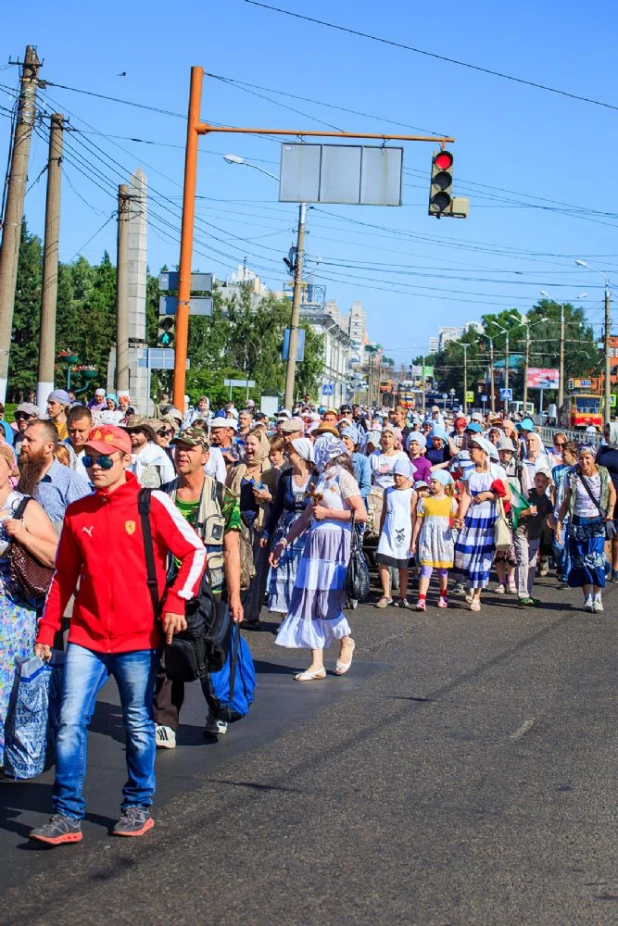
[575,259,612,424]
[479,332,496,413]
[224,154,306,410]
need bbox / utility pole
[488,337,495,413]
[504,332,510,413]
[558,304,565,411]
[36,114,64,410]
[523,327,530,412]
[462,344,468,415]
[0,46,41,403]
[421,355,426,414]
[115,184,130,393]
[283,202,306,411]
[604,286,612,425]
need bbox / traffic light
[157,315,175,348]
[428,149,454,217]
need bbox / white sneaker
[583,596,594,613]
[204,712,228,736]
[155,725,176,749]
[593,597,604,613]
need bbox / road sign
[322,384,334,396]
[481,394,488,403]
[159,296,213,317]
[465,391,474,403]
[282,328,306,362]
[500,388,513,401]
[610,394,617,408]
[159,271,213,292]
[224,379,255,388]
[147,348,189,371]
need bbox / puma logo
[82,526,94,538]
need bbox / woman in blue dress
[270,436,367,681]
[262,438,316,620]
[0,446,58,771]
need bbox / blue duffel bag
[5,653,64,780]
[203,624,256,723]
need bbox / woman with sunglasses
[154,418,178,472]
[596,423,618,581]
[12,403,39,456]
[454,437,510,611]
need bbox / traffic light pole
[462,344,468,415]
[604,286,611,425]
[558,304,565,410]
[170,67,454,413]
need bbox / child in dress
[411,469,458,610]
[375,456,415,608]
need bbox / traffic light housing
[157,315,175,348]
[429,149,454,217]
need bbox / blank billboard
[279,143,403,206]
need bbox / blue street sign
[500,388,513,401]
[322,384,334,396]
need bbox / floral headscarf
[314,434,347,472]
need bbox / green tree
[8,220,43,397]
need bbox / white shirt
[129,441,175,487]
[205,446,227,484]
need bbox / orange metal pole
[197,123,454,144]
[173,66,203,412]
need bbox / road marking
[510,719,534,740]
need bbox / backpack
[203,623,256,723]
[138,488,231,681]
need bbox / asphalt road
[0,573,616,926]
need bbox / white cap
[211,418,237,431]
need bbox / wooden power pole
[115,184,130,393]
[36,113,64,410]
[0,45,41,402]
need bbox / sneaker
[393,598,409,608]
[376,596,393,609]
[583,596,594,612]
[155,725,176,749]
[518,597,538,607]
[494,583,506,594]
[30,814,83,846]
[593,597,604,613]
[452,583,466,597]
[437,596,448,609]
[559,580,569,590]
[204,712,228,737]
[613,570,618,583]
[113,806,154,838]
[415,599,426,611]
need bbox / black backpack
[138,488,231,681]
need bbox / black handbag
[138,488,230,681]
[345,512,370,603]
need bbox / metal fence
[537,425,601,449]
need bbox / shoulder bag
[494,497,512,552]
[345,511,371,604]
[9,497,55,603]
[578,472,616,540]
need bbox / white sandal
[295,668,327,682]
[335,639,356,676]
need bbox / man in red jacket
[30,425,205,846]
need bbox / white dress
[376,486,413,567]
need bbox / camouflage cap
[172,427,209,448]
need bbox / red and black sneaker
[112,806,155,837]
[30,814,83,846]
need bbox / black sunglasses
[15,412,32,421]
[157,428,174,437]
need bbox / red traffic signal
[429,149,454,216]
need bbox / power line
[244,0,618,113]
[39,80,185,119]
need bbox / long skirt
[276,523,351,650]
[242,526,273,623]
[568,516,606,588]
[267,510,307,614]
[454,505,497,589]
[0,579,38,765]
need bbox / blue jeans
[53,643,159,821]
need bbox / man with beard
[19,419,90,530]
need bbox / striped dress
[276,467,359,650]
[454,466,506,589]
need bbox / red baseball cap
[85,425,132,455]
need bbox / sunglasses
[83,452,120,470]
[15,412,32,421]
[554,442,566,447]
[158,428,174,437]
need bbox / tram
[559,392,603,430]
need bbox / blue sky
[1,0,617,365]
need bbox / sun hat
[123,415,156,442]
[211,418,237,431]
[392,456,413,478]
[496,436,516,452]
[465,422,483,434]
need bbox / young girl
[411,469,458,610]
[375,456,415,608]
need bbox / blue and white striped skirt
[454,505,497,589]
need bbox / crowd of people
[0,385,615,846]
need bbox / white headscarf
[314,435,347,472]
[290,437,315,463]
